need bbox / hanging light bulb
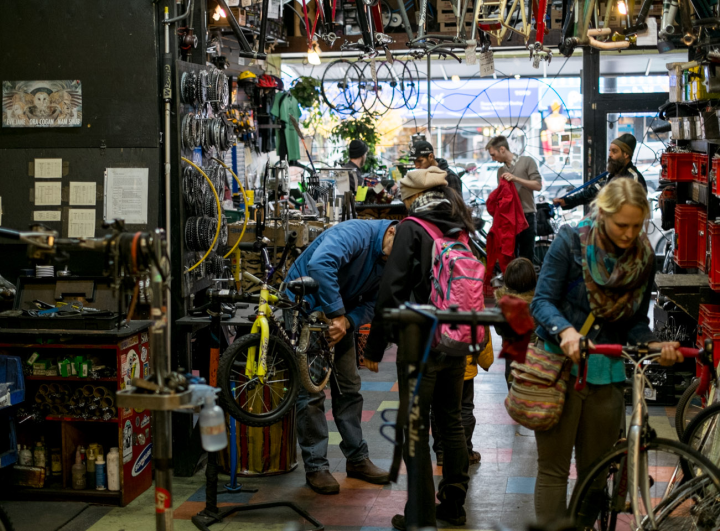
[617,0,628,15]
[307,42,321,65]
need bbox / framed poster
[2,80,82,128]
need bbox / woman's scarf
[409,190,449,214]
[578,212,654,322]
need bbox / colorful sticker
[120,335,139,351]
[123,420,133,464]
[134,443,153,478]
[141,332,149,344]
[141,346,148,362]
[141,415,150,428]
[143,362,149,378]
[124,350,139,388]
[135,416,140,427]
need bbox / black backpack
[536,203,554,237]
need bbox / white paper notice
[35,158,63,178]
[34,211,62,222]
[268,0,280,19]
[636,17,658,47]
[104,168,149,224]
[35,182,62,206]
[480,51,495,77]
[68,209,96,238]
[69,182,97,205]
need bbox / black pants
[430,378,476,455]
[516,212,536,263]
[397,353,470,528]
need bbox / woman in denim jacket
[529,179,684,524]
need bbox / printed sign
[134,443,153,477]
[2,80,82,127]
[123,420,134,464]
[479,51,495,77]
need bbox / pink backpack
[405,217,486,355]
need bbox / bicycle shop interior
[1,0,719,530]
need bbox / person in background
[284,219,397,495]
[487,135,542,262]
[553,133,646,211]
[411,140,463,196]
[343,139,368,193]
[363,166,475,530]
[530,178,683,525]
[494,257,537,388]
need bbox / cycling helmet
[257,74,278,88]
[238,70,257,83]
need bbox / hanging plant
[290,76,321,109]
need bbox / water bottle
[95,454,107,490]
[107,448,120,491]
[86,446,96,489]
[199,394,227,452]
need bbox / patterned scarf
[409,190,450,214]
[578,212,654,322]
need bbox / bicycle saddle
[286,276,319,296]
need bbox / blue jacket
[284,219,396,329]
[531,224,657,384]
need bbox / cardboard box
[437,11,475,22]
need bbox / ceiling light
[307,42,321,65]
[514,74,521,79]
[451,74,461,84]
[617,0,627,15]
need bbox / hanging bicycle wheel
[342,60,367,113]
[567,438,720,530]
[218,332,300,427]
[321,59,359,115]
[397,59,420,110]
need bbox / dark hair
[504,258,537,293]
[487,135,510,151]
[426,185,475,233]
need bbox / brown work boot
[346,458,390,484]
[306,470,340,494]
[469,450,481,465]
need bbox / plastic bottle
[72,449,86,490]
[95,454,107,490]
[107,448,120,491]
[86,446,96,489]
[199,394,227,452]
[33,441,46,468]
[51,447,62,477]
[19,444,32,466]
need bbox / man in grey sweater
[487,135,542,262]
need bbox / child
[494,257,537,388]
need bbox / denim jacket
[531,225,657,384]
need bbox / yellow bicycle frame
[245,284,278,383]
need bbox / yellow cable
[181,157,222,273]
[211,156,250,259]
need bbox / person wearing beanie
[342,139,369,192]
[410,140,463,196]
[554,133,646,210]
[363,168,477,530]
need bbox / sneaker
[436,502,467,526]
[391,514,406,530]
[469,450,481,465]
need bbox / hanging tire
[218,333,299,427]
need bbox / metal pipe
[427,54,431,135]
[163,0,193,24]
[163,6,173,377]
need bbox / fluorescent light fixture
[617,0,627,15]
[645,59,652,76]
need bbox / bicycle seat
[286,276,319,296]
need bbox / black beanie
[611,133,637,156]
[348,140,369,159]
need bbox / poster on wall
[2,80,82,128]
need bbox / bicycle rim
[676,379,705,440]
[297,326,333,393]
[218,332,299,427]
[684,402,720,474]
[568,438,720,530]
[648,474,720,530]
[321,59,357,115]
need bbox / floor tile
[505,477,535,494]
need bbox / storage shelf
[0,343,118,350]
[25,376,117,382]
[44,415,119,423]
[9,486,122,503]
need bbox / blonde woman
[529,178,684,524]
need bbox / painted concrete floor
[6,338,682,531]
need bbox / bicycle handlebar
[588,344,700,357]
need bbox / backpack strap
[403,216,443,240]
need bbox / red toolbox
[709,220,720,291]
[698,210,708,272]
[712,158,720,195]
[674,204,704,268]
[664,152,704,183]
[697,304,720,349]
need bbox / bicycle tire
[683,401,720,467]
[297,326,334,394]
[0,505,14,531]
[568,438,720,530]
[218,333,300,427]
[320,59,357,115]
[675,378,705,440]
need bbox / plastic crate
[0,355,25,410]
[664,152,699,183]
[713,158,720,196]
[698,211,708,272]
[692,153,710,183]
[697,304,720,349]
[661,153,668,180]
[0,417,17,468]
[710,221,720,292]
[674,205,703,268]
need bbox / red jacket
[484,179,529,293]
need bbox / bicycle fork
[628,373,657,529]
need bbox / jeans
[534,376,624,525]
[295,331,369,472]
[430,378,476,455]
[516,212,536,263]
[398,352,470,528]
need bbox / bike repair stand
[192,291,324,531]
